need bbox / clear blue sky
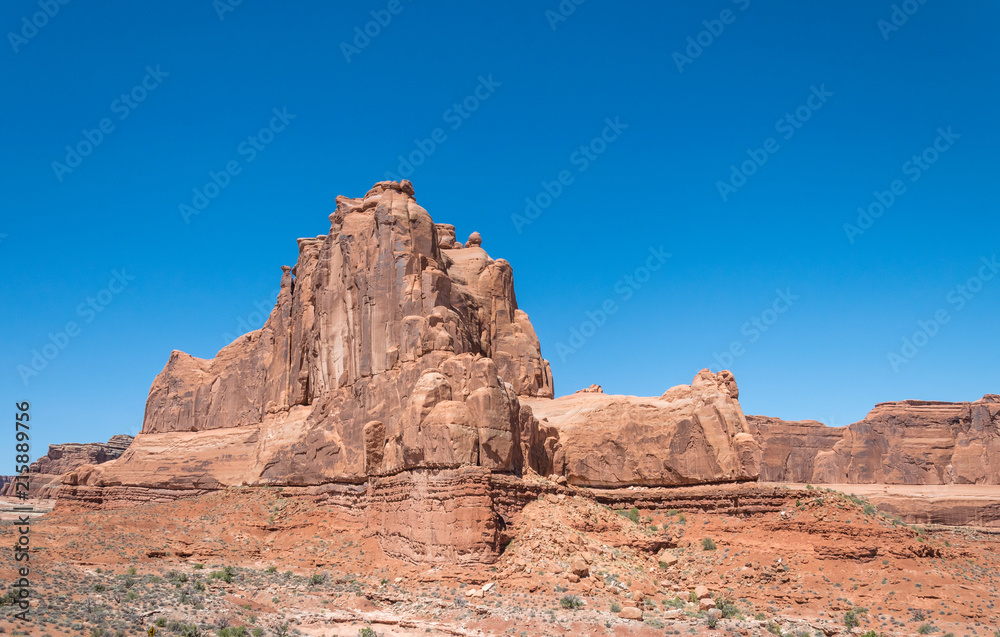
[2,1,999,469]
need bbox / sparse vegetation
[701,537,717,550]
[560,594,584,610]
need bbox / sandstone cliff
[524,370,760,487]
[749,395,1000,485]
[2,434,133,499]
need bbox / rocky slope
[749,395,1000,485]
[61,181,762,564]
[1,434,133,499]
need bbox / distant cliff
[749,396,1000,485]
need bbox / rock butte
[54,181,999,564]
[58,181,762,564]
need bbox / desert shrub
[560,595,583,610]
[702,537,717,551]
[863,503,876,516]
[358,628,378,637]
[155,618,166,627]
[918,625,936,635]
[93,584,106,592]
[209,566,235,583]
[707,615,718,629]
[310,572,327,586]
[844,610,860,629]
[714,596,739,618]
[218,627,248,637]
[610,601,622,612]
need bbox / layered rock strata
[750,396,1000,485]
[2,435,133,499]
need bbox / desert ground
[2,483,998,637]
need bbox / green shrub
[560,595,583,610]
[209,566,235,583]
[714,596,739,618]
[707,616,718,629]
[93,583,106,592]
[358,628,378,637]
[155,618,167,628]
[918,625,936,635]
[627,508,640,523]
[844,610,859,629]
[310,572,327,586]
[610,602,622,613]
[701,537,717,551]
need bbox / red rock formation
[61,181,762,563]
[2,435,133,499]
[750,395,1000,485]
[525,370,760,487]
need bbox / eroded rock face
[750,396,1000,485]
[2,435,133,499]
[523,370,761,488]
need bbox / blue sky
[2,1,999,469]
